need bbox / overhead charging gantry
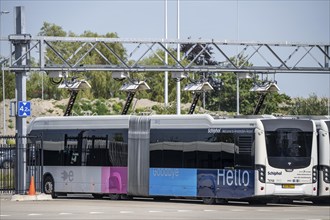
[250,80,280,115]
[3,35,329,116]
[119,81,150,115]
[56,74,92,116]
[184,80,214,114]
[4,35,330,74]
[112,71,151,115]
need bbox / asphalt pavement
[0,194,329,220]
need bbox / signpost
[18,101,31,117]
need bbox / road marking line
[0,215,10,217]
[90,212,104,214]
[59,213,72,215]
[149,210,162,213]
[257,209,271,212]
[204,209,216,212]
[28,213,42,216]
[120,211,134,214]
[230,209,244,212]
[177,210,191,212]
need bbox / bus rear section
[316,120,330,202]
[27,116,130,199]
[254,119,318,200]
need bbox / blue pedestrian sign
[18,101,31,117]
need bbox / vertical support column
[39,40,45,100]
[2,63,5,139]
[236,0,240,116]
[176,0,181,115]
[14,6,27,195]
[236,76,239,115]
[39,39,45,69]
[164,0,168,107]
[325,46,330,117]
[325,46,329,68]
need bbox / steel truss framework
[3,34,330,74]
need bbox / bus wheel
[109,194,121,200]
[216,198,228,205]
[92,194,104,199]
[249,199,267,205]
[202,197,216,205]
[120,194,132,200]
[43,176,56,198]
[154,196,170,201]
[277,198,293,204]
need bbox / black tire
[43,175,56,198]
[108,194,121,200]
[277,198,293,204]
[92,194,104,199]
[249,199,267,205]
[216,198,228,205]
[202,197,216,205]
[312,199,330,205]
[120,194,131,200]
[154,196,170,202]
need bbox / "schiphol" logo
[267,171,282,176]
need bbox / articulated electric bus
[27,114,318,204]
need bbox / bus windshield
[265,128,313,169]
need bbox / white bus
[27,114,318,204]
[314,119,330,203]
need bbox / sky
[0,0,329,98]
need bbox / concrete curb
[11,193,53,201]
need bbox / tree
[289,94,329,115]
[39,22,66,36]
[0,69,15,100]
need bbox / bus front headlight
[322,165,330,183]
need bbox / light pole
[2,62,5,137]
[176,0,181,115]
[164,0,168,107]
[1,10,10,137]
[236,0,239,115]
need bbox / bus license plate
[282,184,295,189]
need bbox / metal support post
[176,0,181,115]
[236,76,239,115]
[2,63,5,138]
[326,46,330,116]
[164,0,168,107]
[14,6,28,195]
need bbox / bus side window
[235,134,254,168]
[220,133,235,169]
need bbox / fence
[0,135,43,194]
